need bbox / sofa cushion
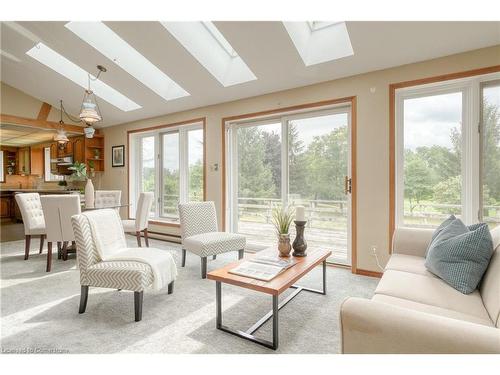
[425,214,456,256]
[425,220,494,294]
[375,270,491,322]
[385,254,436,277]
[183,232,246,257]
[372,294,494,327]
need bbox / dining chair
[14,193,46,260]
[41,194,81,272]
[122,192,154,247]
[94,190,121,209]
[178,201,246,278]
[71,209,177,322]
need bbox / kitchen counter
[0,189,75,193]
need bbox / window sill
[148,219,180,228]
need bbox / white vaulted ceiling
[1,21,499,127]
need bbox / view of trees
[403,100,500,222]
[237,122,348,202]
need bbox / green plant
[68,161,87,179]
[94,149,100,158]
[271,206,294,236]
[57,180,67,187]
[88,160,95,170]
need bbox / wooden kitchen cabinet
[0,196,12,218]
[30,146,44,177]
[73,136,85,163]
[17,147,30,175]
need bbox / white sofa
[340,226,500,354]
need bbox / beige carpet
[0,236,378,354]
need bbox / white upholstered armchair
[178,201,246,279]
[15,193,46,260]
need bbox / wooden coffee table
[207,248,331,350]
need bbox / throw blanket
[107,248,178,291]
[84,209,176,291]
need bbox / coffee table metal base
[215,260,326,350]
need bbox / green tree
[482,101,500,203]
[288,123,308,198]
[404,151,434,213]
[433,175,462,214]
[189,160,203,201]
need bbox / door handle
[344,176,352,195]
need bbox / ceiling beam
[36,102,52,121]
[0,113,100,135]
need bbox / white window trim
[128,121,204,222]
[224,104,352,265]
[395,72,500,228]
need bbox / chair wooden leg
[39,234,45,254]
[24,235,31,260]
[168,281,174,294]
[143,229,150,247]
[134,291,143,322]
[79,285,89,314]
[181,249,186,267]
[57,242,62,260]
[201,257,207,279]
[136,231,142,247]
[62,241,68,261]
[238,249,244,260]
[46,242,52,272]
[213,255,217,260]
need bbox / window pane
[236,122,281,247]
[141,136,156,215]
[288,113,349,261]
[188,129,204,202]
[162,132,180,220]
[403,92,462,227]
[482,83,500,229]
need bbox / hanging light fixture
[79,65,106,138]
[54,100,69,145]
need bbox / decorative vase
[84,178,95,209]
[292,220,308,257]
[278,234,292,257]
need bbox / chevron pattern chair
[71,212,176,322]
[178,201,246,279]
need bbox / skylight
[26,42,141,112]
[283,22,354,66]
[65,22,189,102]
[161,22,256,87]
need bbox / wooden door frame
[221,96,358,273]
[389,65,500,250]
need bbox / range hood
[51,156,73,166]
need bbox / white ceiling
[1,21,499,127]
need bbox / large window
[129,120,204,223]
[226,106,353,265]
[395,73,500,229]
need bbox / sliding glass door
[227,106,352,265]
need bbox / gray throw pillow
[425,219,494,294]
[425,214,456,256]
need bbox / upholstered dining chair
[94,190,121,209]
[15,193,46,260]
[122,192,154,247]
[71,210,177,322]
[41,194,81,272]
[178,201,246,279]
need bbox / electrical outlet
[371,245,378,255]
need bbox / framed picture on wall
[112,145,125,167]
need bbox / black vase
[292,220,307,257]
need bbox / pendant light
[54,100,69,145]
[79,65,106,138]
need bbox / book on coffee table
[228,253,299,281]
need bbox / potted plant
[88,160,95,176]
[271,206,294,257]
[68,161,94,208]
[68,161,87,180]
[94,149,100,160]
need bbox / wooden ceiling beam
[0,113,101,135]
[36,102,52,121]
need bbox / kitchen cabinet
[17,147,30,175]
[30,146,44,177]
[0,196,12,218]
[73,136,85,163]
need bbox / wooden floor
[238,221,348,260]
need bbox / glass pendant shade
[79,90,102,124]
[54,128,69,144]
